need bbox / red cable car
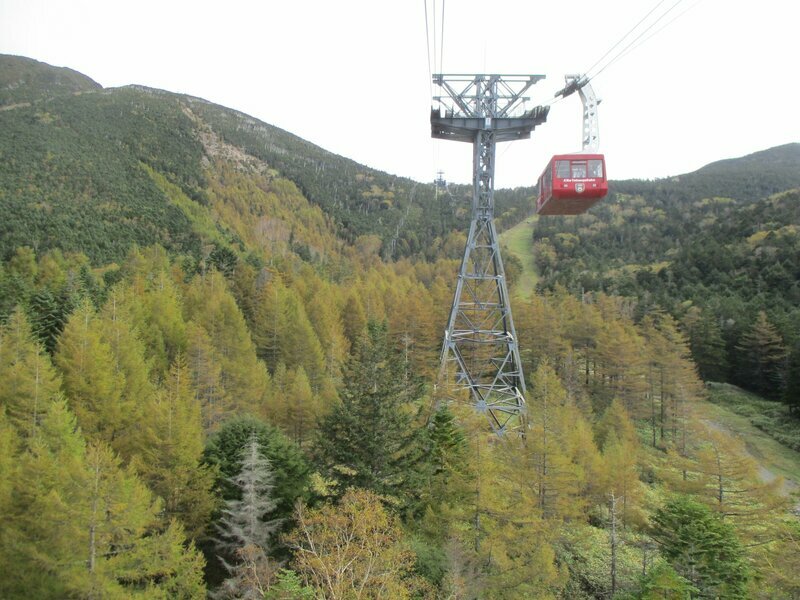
[536,153,608,215]
[536,75,608,216]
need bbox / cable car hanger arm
[554,74,601,153]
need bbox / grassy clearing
[500,218,538,299]
[705,382,800,452]
[695,383,800,487]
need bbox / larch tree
[250,275,288,372]
[560,289,602,389]
[114,271,188,380]
[514,292,570,379]
[595,399,642,527]
[601,431,643,529]
[0,411,18,517]
[518,363,593,521]
[278,289,326,392]
[54,299,129,446]
[184,271,271,419]
[284,366,320,447]
[302,277,348,382]
[3,400,206,598]
[136,353,216,540]
[341,291,367,350]
[386,281,439,380]
[186,320,228,430]
[640,312,702,447]
[692,427,788,542]
[457,409,567,598]
[595,316,647,416]
[96,290,158,460]
[594,397,637,451]
[0,308,62,436]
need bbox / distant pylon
[432,74,549,434]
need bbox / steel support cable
[432,0,438,76]
[423,0,433,93]
[611,0,706,67]
[588,0,687,80]
[439,0,446,74]
[424,0,440,182]
[540,0,691,114]
[583,0,669,78]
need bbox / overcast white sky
[1,0,798,188]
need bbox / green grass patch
[500,218,538,299]
[706,382,800,452]
[699,383,800,485]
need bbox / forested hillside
[0,54,532,266]
[1,55,799,599]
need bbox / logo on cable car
[575,183,585,193]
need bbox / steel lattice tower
[432,74,549,434]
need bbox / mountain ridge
[0,54,101,107]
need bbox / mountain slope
[0,54,101,106]
[0,55,540,265]
[0,85,209,263]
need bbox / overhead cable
[588,0,688,80]
[583,0,669,78]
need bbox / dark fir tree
[314,321,425,502]
[651,496,750,599]
[681,306,728,382]
[203,416,311,589]
[735,311,788,399]
[203,415,312,527]
[27,288,75,355]
[784,339,800,415]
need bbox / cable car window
[555,160,570,178]
[571,161,587,178]
[588,159,604,178]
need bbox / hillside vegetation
[1,55,799,599]
[0,54,532,267]
[0,54,101,106]
[532,145,800,407]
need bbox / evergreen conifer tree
[314,321,424,502]
[651,495,750,599]
[137,354,216,539]
[204,415,312,528]
[213,435,281,599]
[783,339,800,414]
[0,308,62,436]
[735,311,788,399]
[681,306,728,382]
